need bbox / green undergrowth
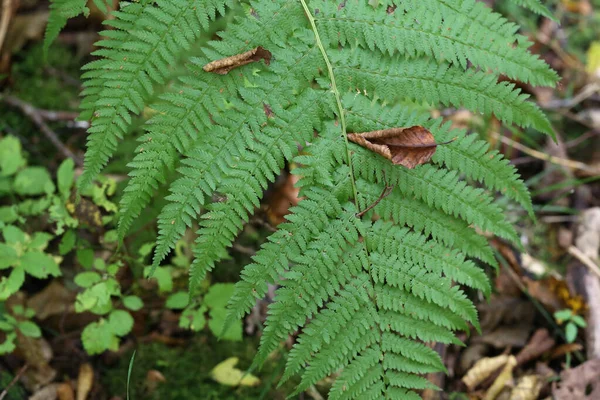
[103,337,298,399]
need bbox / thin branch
[568,245,600,280]
[490,131,600,176]
[0,364,28,400]
[2,95,84,167]
[356,185,395,218]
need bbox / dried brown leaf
[76,363,93,400]
[509,375,542,400]
[515,328,555,365]
[203,46,272,75]
[552,359,600,399]
[348,126,453,169]
[484,355,516,400]
[463,354,510,391]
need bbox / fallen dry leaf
[348,126,454,169]
[463,354,510,391]
[17,334,56,392]
[210,357,260,387]
[56,383,75,400]
[510,375,542,400]
[203,46,272,74]
[484,355,516,400]
[515,328,555,366]
[475,325,532,349]
[549,342,584,360]
[76,363,93,400]
[552,358,600,399]
[29,383,60,400]
[145,370,167,394]
[27,280,75,320]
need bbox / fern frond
[344,94,534,217]
[45,0,89,53]
[78,0,558,397]
[510,0,556,20]
[78,0,234,189]
[335,49,554,137]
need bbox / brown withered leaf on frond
[348,126,455,169]
[203,46,272,75]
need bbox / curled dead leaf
[76,363,93,400]
[203,46,272,75]
[509,375,542,400]
[348,126,455,169]
[484,355,517,400]
[462,354,510,391]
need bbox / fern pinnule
[314,0,558,86]
[78,0,234,190]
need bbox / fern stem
[298,0,360,209]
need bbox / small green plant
[0,225,61,300]
[166,283,242,341]
[554,309,587,344]
[0,305,42,354]
[75,257,143,354]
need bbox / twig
[37,109,81,121]
[356,185,395,218]
[0,364,28,400]
[2,95,84,167]
[568,245,600,280]
[0,0,12,55]
[542,83,600,110]
[490,131,600,175]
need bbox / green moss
[102,335,298,399]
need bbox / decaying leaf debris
[348,126,454,169]
[203,46,272,74]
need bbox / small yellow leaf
[586,42,600,77]
[210,357,260,387]
[484,355,517,400]
[462,354,509,391]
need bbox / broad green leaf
[166,292,188,309]
[204,283,235,309]
[0,332,16,354]
[180,306,207,331]
[0,243,18,269]
[0,321,13,331]
[0,266,25,301]
[572,315,587,328]
[82,320,119,354]
[74,271,102,288]
[0,136,26,177]
[59,230,76,255]
[57,158,75,198]
[76,248,94,269]
[21,250,61,278]
[2,225,26,245]
[566,322,577,343]
[209,308,242,341]
[123,295,144,311]
[144,266,172,294]
[0,206,19,224]
[108,309,134,336]
[75,279,119,312]
[28,232,53,251]
[13,167,55,196]
[17,321,42,338]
